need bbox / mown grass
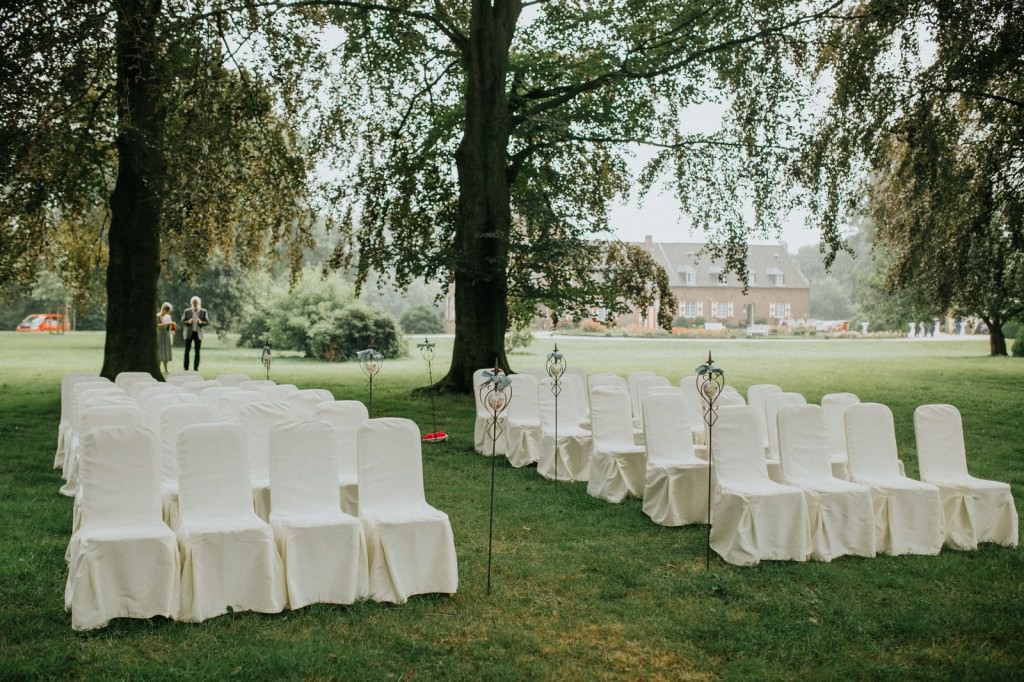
[0,331,1022,679]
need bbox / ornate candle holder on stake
[357,347,383,418]
[478,363,511,595]
[545,343,566,484]
[695,350,725,570]
[260,340,272,381]
[417,338,446,444]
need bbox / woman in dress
[156,302,174,375]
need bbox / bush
[505,326,533,354]
[672,315,704,328]
[579,318,607,333]
[308,304,405,361]
[1012,336,1024,357]
[399,304,444,335]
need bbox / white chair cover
[473,368,508,456]
[61,388,135,496]
[157,403,225,529]
[913,404,1018,549]
[505,374,544,467]
[537,377,593,481]
[316,400,369,514]
[710,405,811,566]
[239,400,296,520]
[181,379,220,395]
[198,385,243,406]
[777,405,876,560]
[517,367,547,379]
[641,389,709,526]
[260,384,300,400]
[56,374,103,469]
[821,392,859,479]
[176,422,286,622]
[586,386,646,503]
[64,425,179,630]
[217,389,269,423]
[167,371,205,386]
[845,403,945,556]
[747,383,783,452]
[126,378,164,402]
[633,374,670,426]
[136,383,183,406]
[677,376,708,445]
[357,418,458,603]
[239,379,276,390]
[765,392,807,462]
[287,388,335,420]
[215,373,251,385]
[114,371,156,391]
[561,372,591,429]
[269,420,368,608]
[140,391,199,435]
[627,371,656,422]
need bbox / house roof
[641,240,810,289]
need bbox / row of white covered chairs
[65,417,457,630]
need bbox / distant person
[156,302,174,375]
[181,296,209,371]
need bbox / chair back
[159,403,224,486]
[747,383,783,447]
[713,405,772,486]
[589,385,635,447]
[288,388,335,420]
[627,371,656,418]
[79,425,162,528]
[142,392,199,434]
[765,392,807,458]
[269,420,341,515]
[239,401,295,482]
[913,404,970,481]
[507,374,540,425]
[215,373,251,386]
[642,389,696,466]
[538,378,578,432]
[317,400,370,482]
[844,403,902,479]
[821,392,860,458]
[114,371,156,390]
[777,404,833,481]
[561,372,590,425]
[356,418,427,512]
[177,422,253,522]
[217,390,267,423]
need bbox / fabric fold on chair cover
[176,422,286,622]
[710,406,811,566]
[65,425,180,630]
[586,386,646,503]
[777,405,875,561]
[316,400,369,515]
[821,392,859,479]
[641,389,709,526]
[845,403,945,556]
[357,418,458,603]
[537,378,592,481]
[504,374,544,467]
[913,404,1018,550]
[269,421,368,608]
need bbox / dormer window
[677,266,696,285]
[767,266,784,286]
[708,265,725,285]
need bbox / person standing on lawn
[156,302,175,376]
[181,296,209,372]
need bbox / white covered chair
[167,371,205,386]
[633,374,670,426]
[176,422,286,622]
[287,388,335,420]
[821,392,860,479]
[586,386,646,503]
[356,418,458,603]
[61,388,136,496]
[260,383,301,401]
[140,391,199,435]
[913,404,1018,550]
[678,376,710,447]
[537,377,593,481]
[215,373,251,386]
[136,383,184,406]
[316,400,369,514]
[64,425,180,630]
[239,379,276,390]
[626,371,656,423]
[845,403,945,556]
[473,368,508,456]
[157,403,225,529]
[217,389,269,423]
[504,374,544,468]
[710,405,811,566]
[269,420,368,608]
[765,392,807,480]
[114,371,156,391]
[747,383,783,453]
[641,389,709,526]
[239,400,296,521]
[561,372,591,429]
[55,374,104,469]
[777,405,876,561]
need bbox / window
[708,265,725,285]
[677,266,696,285]
[767,266,784,286]
[682,301,703,318]
[769,302,791,320]
[748,272,757,285]
[711,302,733,319]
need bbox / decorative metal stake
[478,362,511,595]
[260,341,272,381]
[357,348,384,418]
[545,343,566,484]
[417,338,439,441]
[695,350,725,570]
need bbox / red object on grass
[421,431,448,443]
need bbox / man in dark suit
[181,295,209,371]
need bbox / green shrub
[1012,336,1024,357]
[505,326,534,354]
[308,304,405,361]
[399,304,444,335]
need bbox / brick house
[617,236,810,330]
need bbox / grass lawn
[1,331,1022,679]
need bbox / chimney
[644,234,653,251]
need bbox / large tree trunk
[986,318,1008,356]
[440,0,521,393]
[100,0,165,380]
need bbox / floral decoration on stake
[478,361,511,595]
[695,350,725,570]
[418,338,446,443]
[545,343,566,484]
[357,347,383,418]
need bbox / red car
[16,313,70,333]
